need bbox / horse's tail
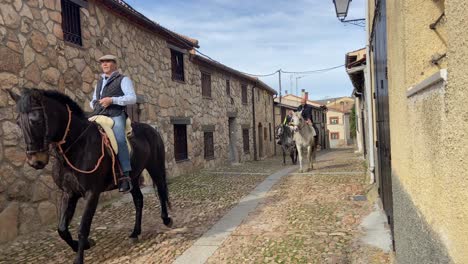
[145,125,171,211]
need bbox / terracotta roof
[281,94,325,107]
[192,54,277,95]
[100,0,199,48]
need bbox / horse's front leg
[307,145,313,171]
[74,191,100,264]
[58,192,80,251]
[297,145,303,172]
[282,148,286,165]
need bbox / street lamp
[332,0,365,27]
[296,76,306,96]
[333,0,351,20]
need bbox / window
[171,49,184,81]
[204,132,214,159]
[330,117,339,124]
[257,88,260,101]
[331,132,339,140]
[242,129,249,153]
[264,127,267,140]
[201,72,211,98]
[174,125,188,161]
[126,104,140,122]
[61,0,83,46]
[226,79,230,96]
[269,123,272,141]
[241,84,248,104]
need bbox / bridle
[20,105,50,155]
[20,100,117,182]
[291,116,305,132]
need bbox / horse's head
[275,125,284,139]
[291,111,304,131]
[8,88,80,169]
[8,89,51,168]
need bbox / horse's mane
[19,88,86,118]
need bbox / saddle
[88,115,133,155]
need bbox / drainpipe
[252,83,257,161]
[365,5,376,184]
[272,90,276,155]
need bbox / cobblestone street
[0,149,392,263]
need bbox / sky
[124,0,366,100]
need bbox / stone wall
[0,0,276,243]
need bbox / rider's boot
[118,172,133,193]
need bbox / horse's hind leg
[58,192,81,252]
[74,191,100,264]
[129,183,143,242]
[146,164,172,227]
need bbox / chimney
[305,92,309,101]
[301,89,306,98]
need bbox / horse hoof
[130,236,139,244]
[163,217,173,228]
[85,238,96,250]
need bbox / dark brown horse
[8,88,171,264]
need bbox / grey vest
[91,73,126,117]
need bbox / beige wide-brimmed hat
[98,54,118,63]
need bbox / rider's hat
[98,54,118,63]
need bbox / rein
[55,105,118,184]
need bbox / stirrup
[118,176,133,193]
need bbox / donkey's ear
[6,89,21,102]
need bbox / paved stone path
[0,156,286,264]
[204,149,392,264]
[0,149,393,263]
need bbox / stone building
[0,0,276,243]
[316,97,354,148]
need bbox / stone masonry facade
[0,0,276,243]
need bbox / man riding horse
[90,54,136,193]
[296,97,319,145]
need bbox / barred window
[171,49,185,82]
[61,0,83,46]
[204,132,214,159]
[174,125,188,161]
[242,129,249,153]
[201,72,211,98]
[241,84,248,104]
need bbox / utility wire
[281,65,344,74]
[159,20,343,78]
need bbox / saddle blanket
[88,115,132,154]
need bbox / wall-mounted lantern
[332,0,365,27]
